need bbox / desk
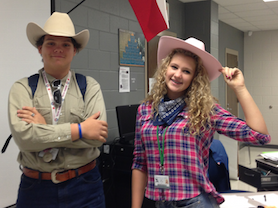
[239,159,278,191]
[220,191,278,208]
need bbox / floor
[229,145,277,192]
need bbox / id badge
[154,175,170,189]
[39,148,59,162]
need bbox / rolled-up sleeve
[213,104,271,145]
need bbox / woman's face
[165,53,196,100]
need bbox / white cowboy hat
[26,12,89,51]
[157,36,222,81]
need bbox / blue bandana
[153,95,186,126]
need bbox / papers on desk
[260,151,278,161]
[248,194,278,207]
[220,195,253,208]
[220,194,278,208]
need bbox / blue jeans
[155,191,219,208]
[16,166,105,208]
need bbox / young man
[8,12,108,208]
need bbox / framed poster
[119,29,145,67]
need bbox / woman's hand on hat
[17,106,46,125]
[219,67,245,91]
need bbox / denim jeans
[16,166,105,208]
[155,191,219,208]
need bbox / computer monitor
[116,104,140,144]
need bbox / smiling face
[165,53,196,100]
[38,35,76,79]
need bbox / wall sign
[119,29,145,67]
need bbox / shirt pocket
[36,108,52,124]
[140,114,151,123]
[182,125,191,136]
[70,108,86,123]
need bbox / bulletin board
[119,29,145,67]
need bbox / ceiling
[179,0,278,32]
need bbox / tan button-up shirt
[8,69,107,172]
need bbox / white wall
[244,30,278,145]
[0,1,50,207]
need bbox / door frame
[225,48,239,117]
[224,48,240,179]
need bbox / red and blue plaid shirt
[132,102,271,203]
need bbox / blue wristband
[78,123,83,139]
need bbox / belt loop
[75,169,79,178]
[38,172,42,183]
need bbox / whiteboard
[0,1,50,207]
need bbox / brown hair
[35,35,81,52]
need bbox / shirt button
[67,165,70,168]
[58,137,61,140]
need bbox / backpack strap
[28,73,87,100]
[28,74,40,98]
[75,73,87,101]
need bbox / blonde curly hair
[144,48,217,135]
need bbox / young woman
[131,36,270,208]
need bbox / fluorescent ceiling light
[264,0,278,2]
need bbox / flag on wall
[128,0,169,42]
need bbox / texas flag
[129,0,169,42]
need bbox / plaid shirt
[132,102,271,203]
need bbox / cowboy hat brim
[157,36,222,81]
[26,22,89,51]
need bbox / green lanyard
[156,126,169,173]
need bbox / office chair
[208,139,250,193]
[208,139,231,192]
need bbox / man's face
[38,35,76,72]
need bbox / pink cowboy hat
[157,36,222,81]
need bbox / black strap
[28,74,39,98]
[1,134,12,153]
[75,73,87,101]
